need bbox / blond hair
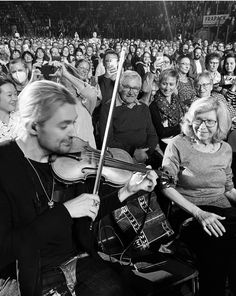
[181,96,231,142]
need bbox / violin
[49,137,174,188]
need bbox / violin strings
[83,150,148,173]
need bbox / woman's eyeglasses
[195,83,211,89]
[192,119,217,127]
[122,85,140,93]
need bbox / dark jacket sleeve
[149,101,181,139]
[99,103,131,151]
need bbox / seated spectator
[61,45,70,64]
[68,43,75,56]
[85,44,98,77]
[22,50,35,75]
[194,72,236,119]
[135,51,153,80]
[74,48,85,66]
[8,58,31,94]
[100,70,162,168]
[149,69,184,151]
[131,47,143,71]
[220,52,236,95]
[176,55,196,108]
[33,47,49,69]
[0,78,21,142]
[205,52,221,91]
[162,54,173,71]
[188,47,205,79]
[50,46,61,62]
[10,49,21,60]
[162,97,236,296]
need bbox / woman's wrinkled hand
[195,209,226,237]
[64,193,100,221]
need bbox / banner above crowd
[203,14,229,26]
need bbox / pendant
[48,200,54,209]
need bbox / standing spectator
[98,50,119,104]
[0,79,20,142]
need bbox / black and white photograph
[0,1,236,296]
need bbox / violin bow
[93,47,126,195]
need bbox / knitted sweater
[162,134,233,208]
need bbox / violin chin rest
[49,154,57,163]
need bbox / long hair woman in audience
[0,78,20,142]
[136,51,153,80]
[162,97,236,296]
[33,47,49,68]
[220,52,236,95]
[22,50,35,76]
[176,55,196,108]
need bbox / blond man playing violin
[0,80,157,296]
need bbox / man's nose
[68,124,77,137]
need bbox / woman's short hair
[10,49,22,60]
[205,52,221,68]
[159,68,179,84]
[194,72,213,87]
[181,96,231,142]
[75,58,91,70]
[119,70,142,90]
[18,80,76,128]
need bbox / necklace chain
[26,157,55,208]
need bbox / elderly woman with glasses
[194,72,236,119]
[162,97,236,296]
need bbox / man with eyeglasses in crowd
[99,70,162,169]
